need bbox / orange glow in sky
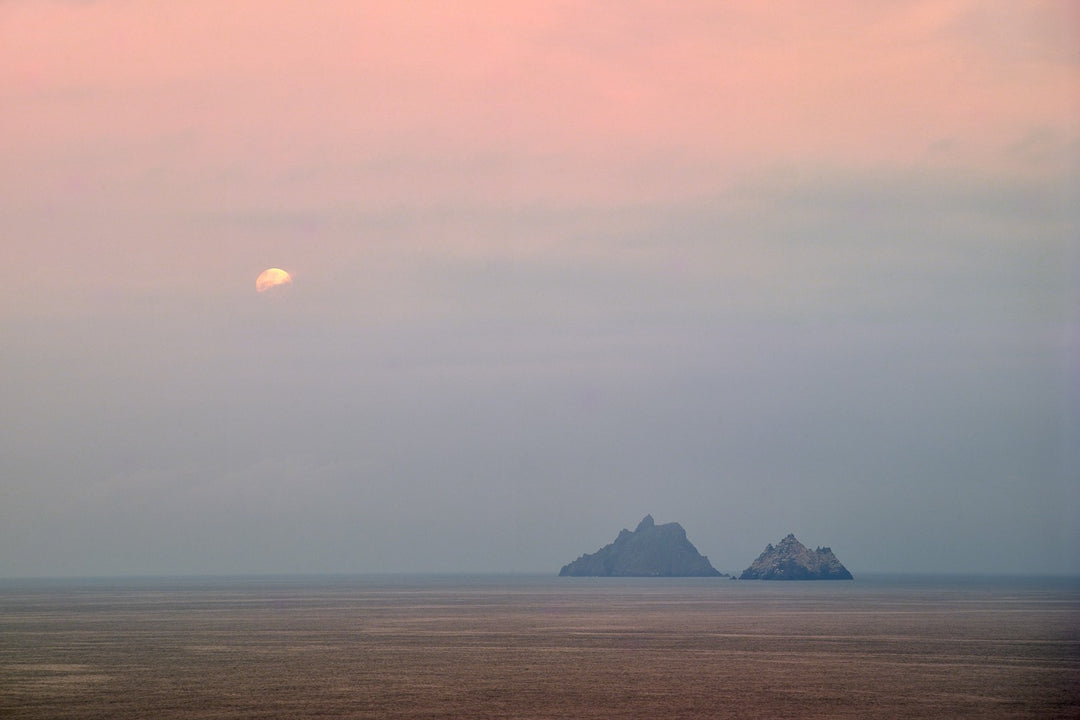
[255,268,292,293]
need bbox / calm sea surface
[1,574,1077,719]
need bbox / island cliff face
[560,515,725,577]
[739,534,853,580]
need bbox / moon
[256,268,292,293]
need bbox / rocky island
[559,515,726,577]
[739,534,853,580]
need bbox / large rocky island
[559,515,726,577]
[739,534,853,580]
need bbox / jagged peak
[560,515,725,577]
[777,534,806,549]
[740,534,852,580]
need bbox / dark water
[1,574,1078,719]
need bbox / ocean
[1,574,1077,718]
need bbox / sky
[2,1,1078,577]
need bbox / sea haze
[3,1,1078,581]
[1,575,1077,719]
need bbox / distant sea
[2,574,1077,719]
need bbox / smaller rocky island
[740,534,853,580]
[560,515,726,577]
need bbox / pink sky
[3,1,1076,315]
[3,1,1076,216]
